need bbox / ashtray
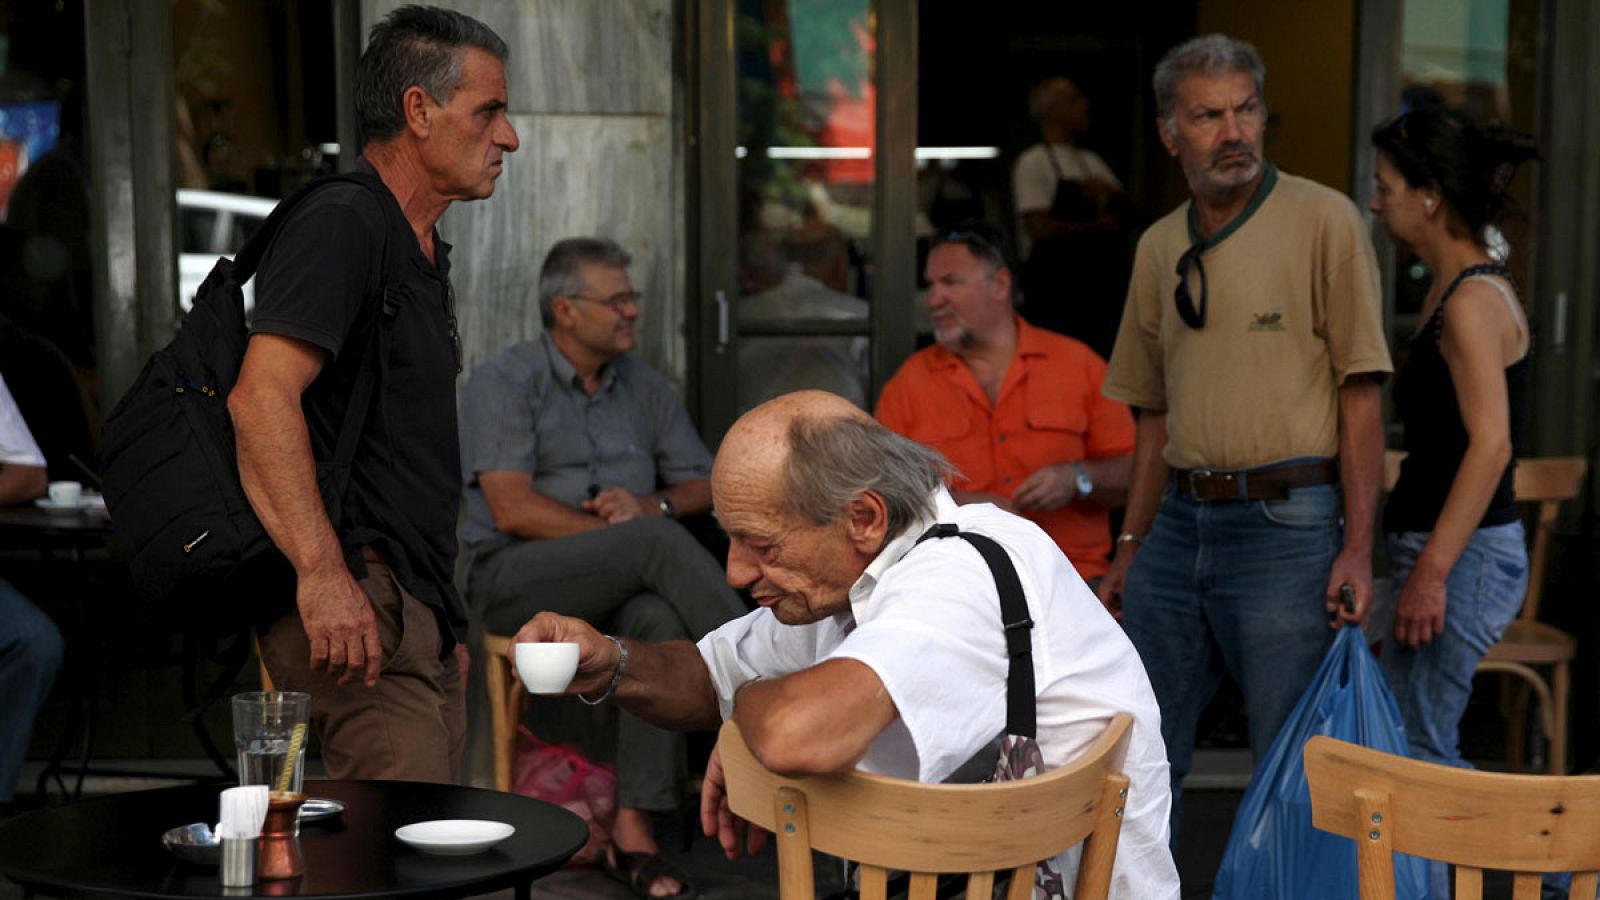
[300,796,346,824]
[161,822,220,866]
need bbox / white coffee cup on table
[48,481,82,506]
[514,642,579,694]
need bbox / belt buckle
[1188,468,1214,497]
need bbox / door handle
[715,289,730,355]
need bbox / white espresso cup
[48,481,82,506]
[514,642,580,694]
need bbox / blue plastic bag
[1212,625,1429,900]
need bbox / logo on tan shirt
[1248,307,1286,331]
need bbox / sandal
[605,848,698,899]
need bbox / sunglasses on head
[1174,242,1208,329]
[943,228,1007,269]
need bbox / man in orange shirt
[877,222,1134,582]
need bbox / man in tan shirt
[1099,34,1391,843]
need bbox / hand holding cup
[510,612,620,697]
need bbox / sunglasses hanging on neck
[1174,241,1208,329]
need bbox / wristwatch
[1070,462,1093,500]
[656,495,675,518]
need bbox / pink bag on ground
[510,725,618,866]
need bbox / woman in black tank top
[1368,107,1538,793]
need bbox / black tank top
[1384,264,1531,534]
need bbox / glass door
[690,0,916,444]
[1388,0,1542,335]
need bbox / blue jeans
[1121,480,1340,841]
[0,577,63,803]
[1383,522,1535,899]
[1381,522,1527,768]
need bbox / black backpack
[100,171,397,613]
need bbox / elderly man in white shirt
[512,390,1179,900]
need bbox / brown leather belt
[1172,460,1339,502]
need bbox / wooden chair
[1485,456,1585,773]
[482,631,524,792]
[1380,453,1586,773]
[717,713,1134,900]
[1304,735,1600,900]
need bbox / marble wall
[363,0,685,385]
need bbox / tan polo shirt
[1103,166,1392,470]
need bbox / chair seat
[1484,620,1577,665]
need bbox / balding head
[713,391,951,625]
[715,390,948,540]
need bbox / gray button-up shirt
[458,332,713,553]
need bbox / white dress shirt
[698,487,1179,900]
[0,375,45,468]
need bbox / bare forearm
[732,659,896,775]
[614,639,724,731]
[659,479,712,518]
[230,387,345,577]
[0,463,46,506]
[500,492,606,540]
[1336,381,1384,552]
[1418,438,1511,578]
[1081,454,1131,507]
[1120,412,1170,536]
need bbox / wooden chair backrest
[718,713,1134,900]
[1305,735,1600,900]
[1511,456,1585,619]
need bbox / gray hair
[538,237,633,327]
[356,5,509,143]
[1152,34,1265,133]
[780,415,952,542]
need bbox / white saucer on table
[34,494,108,514]
[394,820,515,856]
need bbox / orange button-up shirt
[877,318,1135,578]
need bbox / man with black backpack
[226,6,519,782]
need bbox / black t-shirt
[251,163,466,644]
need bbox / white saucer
[394,819,515,855]
[34,495,108,513]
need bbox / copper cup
[258,791,306,880]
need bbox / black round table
[0,779,589,899]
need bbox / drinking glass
[231,691,311,794]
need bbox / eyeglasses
[1174,242,1208,329]
[446,282,463,373]
[569,291,643,313]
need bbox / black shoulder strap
[1043,143,1066,181]
[1438,263,1513,309]
[230,171,390,279]
[916,523,1036,738]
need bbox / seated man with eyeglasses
[877,221,1134,587]
[1098,34,1392,845]
[459,237,743,898]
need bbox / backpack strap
[230,171,392,280]
[915,523,1037,738]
